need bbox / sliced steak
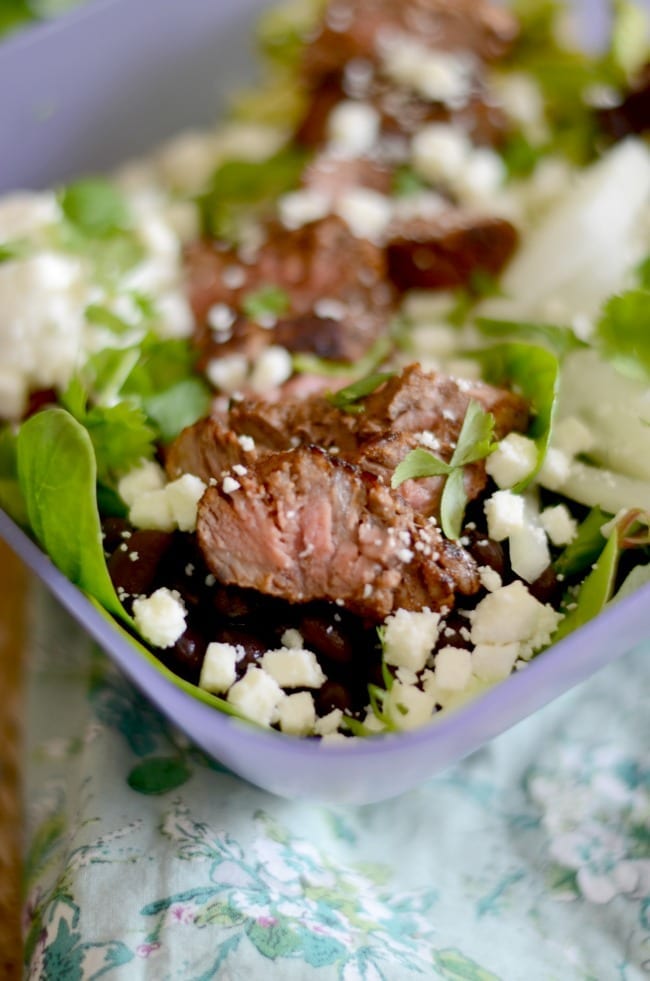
[196,445,479,620]
[385,211,519,291]
[302,0,519,86]
[296,77,510,151]
[185,215,396,372]
[168,363,529,517]
[356,363,528,440]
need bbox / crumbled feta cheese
[248,345,293,392]
[387,681,437,731]
[207,302,236,333]
[486,433,538,489]
[199,641,242,693]
[155,130,222,194]
[314,297,347,321]
[165,474,207,532]
[227,665,284,727]
[278,189,330,230]
[133,587,187,648]
[470,581,562,659]
[0,251,86,417]
[411,123,471,185]
[261,648,327,688]
[484,489,525,541]
[327,100,380,155]
[280,628,304,650]
[155,291,194,339]
[434,646,473,691]
[508,523,551,583]
[129,488,176,532]
[455,147,505,204]
[0,191,61,241]
[205,353,249,392]
[335,188,393,241]
[277,692,317,736]
[237,434,256,452]
[382,607,440,673]
[314,709,343,737]
[478,565,502,593]
[540,504,578,546]
[382,37,475,108]
[472,642,520,682]
[222,476,241,494]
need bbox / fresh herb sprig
[392,401,498,540]
[326,371,395,415]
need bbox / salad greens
[326,371,396,414]
[16,408,130,623]
[392,401,498,540]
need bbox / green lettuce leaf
[16,408,129,623]
[595,288,650,383]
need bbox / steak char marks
[168,364,529,620]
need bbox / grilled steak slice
[168,363,529,517]
[356,363,528,441]
[302,0,519,86]
[186,215,396,371]
[385,212,519,291]
[196,445,479,620]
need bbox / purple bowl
[1,0,648,804]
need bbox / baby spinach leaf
[473,342,559,491]
[554,506,609,579]
[16,408,129,623]
[595,288,650,383]
[0,425,27,525]
[553,530,620,641]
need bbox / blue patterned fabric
[23,584,650,980]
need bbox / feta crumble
[132,588,187,649]
[382,607,440,673]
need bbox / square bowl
[1,0,648,804]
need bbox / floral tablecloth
[23,582,650,980]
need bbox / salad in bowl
[0,0,649,779]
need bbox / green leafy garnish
[60,378,156,486]
[392,401,498,539]
[16,408,129,623]
[554,506,610,579]
[0,239,30,263]
[473,342,559,491]
[85,303,134,336]
[142,378,212,444]
[59,178,131,238]
[500,131,545,181]
[292,335,392,379]
[392,166,428,197]
[242,284,290,322]
[553,527,620,641]
[594,288,650,382]
[447,271,504,327]
[0,425,27,525]
[475,317,585,359]
[326,371,394,415]
[198,146,308,240]
[636,255,650,290]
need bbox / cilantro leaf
[59,178,131,238]
[198,147,308,240]
[142,378,212,443]
[327,371,395,414]
[595,288,650,382]
[242,285,290,322]
[392,401,497,539]
[392,166,428,197]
